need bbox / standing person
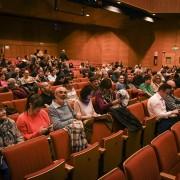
[16,94,52,140]
[0,107,24,180]
[48,87,87,152]
[147,83,179,135]
[59,49,69,62]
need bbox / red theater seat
[151,130,180,176]
[13,98,27,113]
[2,136,64,180]
[171,122,180,151]
[0,92,13,104]
[98,168,125,180]
[101,130,124,173]
[174,88,180,98]
[123,145,161,180]
[128,102,156,145]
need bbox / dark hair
[25,94,43,111]
[100,78,112,90]
[158,83,172,91]
[144,75,151,81]
[89,76,98,82]
[80,85,93,101]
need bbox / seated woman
[95,78,142,132]
[74,85,99,120]
[116,75,127,90]
[16,94,53,140]
[0,107,24,180]
[151,74,163,92]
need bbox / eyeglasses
[57,91,67,94]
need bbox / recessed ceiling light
[152,13,156,16]
[86,14,90,17]
[144,16,154,23]
[105,6,121,13]
[117,1,121,4]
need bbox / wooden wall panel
[0,40,58,58]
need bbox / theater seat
[90,114,113,144]
[151,130,180,176]
[98,168,125,180]
[50,129,71,160]
[0,92,13,104]
[171,122,180,151]
[123,145,161,180]
[13,98,27,113]
[128,102,156,146]
[77,82,89,89]
[69,143,100,180]
[24,159,66,180]
[101,130,123,173]
[2,136,57,180]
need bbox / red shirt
[16,109,51,140]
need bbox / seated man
[48,87,87,152]
[0,107,24,180]
[147,83,179,135]
[164,80,180,111]
[139,75,155,97]
[7,78,28,99]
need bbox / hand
[47,125,53,132]
[172,109,179,115]
[112,99,120,105]
[39,127,48,135]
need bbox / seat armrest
[99,147,106,154]
[65,163,74,172]
[160,172,176,180]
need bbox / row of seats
[2,120,180,180]
[100,122,180,180]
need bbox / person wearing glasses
[48,87,87,152]
[164,80,180,111]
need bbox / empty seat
[90,114,113,144]
[171,122,180,151]
[101,130,124,173]
[24,159,66,180]
[128,102,156,145]
[123,145,161,180]
[98,168,125,180]
[151,130,180,176]
[50,129,71,160]
[69,143,100,180]
[13,98,27,113]
[0,92,13,104]
[2,136,64,180]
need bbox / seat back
[123,145,161,180]
[127,102,145,123]
[13,98,27,113]
[151,130,179,172]
[141,100,149,116]
[0,92,13,104]
[2,136,52,180]
[101,130,124,173]
[70,143,100,180]
[24,159,66,180]
[90,115,112,144]
[171,122,180,151]
[98,168,125,180]
[77,82,89,89]
[50,129,71,160]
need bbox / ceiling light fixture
[117,1,121,4]
[152,13,156,16]
[144,16,154,23]
[104,5,121,13]
[85,13,90,17]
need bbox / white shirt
[48,74,56,82]
[147,92,173,119]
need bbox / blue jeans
[0,156,10,180]
[156,117,179,135]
